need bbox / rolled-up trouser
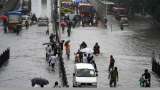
[110,79,117,87]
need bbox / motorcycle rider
[104,17,108,28]
[108,55,115,72]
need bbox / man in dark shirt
[142,69,151,87]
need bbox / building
[89,0,114,21]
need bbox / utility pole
[54,0,59,42]
[105,0,107,17]
[51,0,58,39]
[51,0,55,34]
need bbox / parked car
[73,63,98,87]
[21,15,31,27]
[38,17,49,26]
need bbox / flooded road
[61,15,160,88]
[0,0,159,88]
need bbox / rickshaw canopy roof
[6,11,22,16]
[16,9,27,14]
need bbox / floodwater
[0,0,160,88]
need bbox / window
[76,69,96,77]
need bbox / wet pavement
[0,25,60,88]
[61,15,160,88]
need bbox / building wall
[0,0,19,14]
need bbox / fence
[58,54,69,87]
[0,48,10,67]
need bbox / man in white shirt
[45,45,52,61]
[49,55,58,71]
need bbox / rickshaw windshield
[7,11,22,23]
[8,15,21,23]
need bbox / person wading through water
[108,67,119,87]
[93,42,100,55]
[25,20,29,29]
[108,55,115,72]
[64,41,71,59]
[67,21,72,37]
[142,69,151,87]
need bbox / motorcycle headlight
[92,83,97,86]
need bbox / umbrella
[80,48,94,54]
[0,15,8,22]
[60,21,67,27]
[31,77,49,87]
